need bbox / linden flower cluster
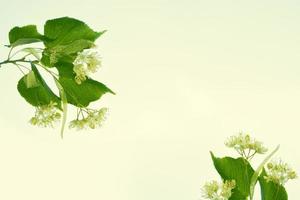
[225,133,268,160]
[73,48,102,84]
[69,107,108,130]
[264,159,297,185]
[202,180,236,200]
[29,101,61,127]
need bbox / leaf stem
[7,47,14,59]
[36,63,59,77]
[0,58,36,66]
[13,63,26,75]
[16,63,30,71]
[9,47,43,60]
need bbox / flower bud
[264,159,297,185]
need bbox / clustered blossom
[202,180,236,200]
[264,159,297,185]
[225,132,268,159]
[29,101,61,127]
[73,48,102,84]
[69,107,108,130]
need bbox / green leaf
[59,78,115,107]
[228,188,247,200]
[9,25,43,47]
[44,17,103,47]
[41,17,105,67]
[17,64,61,108]
[210,152,255,200]
[259,170,288,200]
[56,62,115,107]
[55,62,75,78]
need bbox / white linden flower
[29,101,61,128]
[225,132,268,159]
[69,118,88,130]
[202,180,236,200]
[73,63,87,84]
[69,107,108,130]
[73,48,102,84]
[264,159,297,185]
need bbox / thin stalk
[46,68,59,78]
[9,47,43,59]
[79,109,85,119]
[76,108,80,120]
[15,63,30,71]
[249,145,280,200]
[36,63,59,77]
[7,47,14,59]
[13,63,26,75]
[0,58,36,66]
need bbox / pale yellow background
[0,0,299,199]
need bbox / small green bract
[0,17,115,138]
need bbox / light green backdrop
[0,0,299,199]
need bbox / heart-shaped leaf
[56,62,114,107]
[17,63,61,108]
[41,17,105,67]
[9,25,43,47]
[210,152,255,200]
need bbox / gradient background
[0,0,299,199]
